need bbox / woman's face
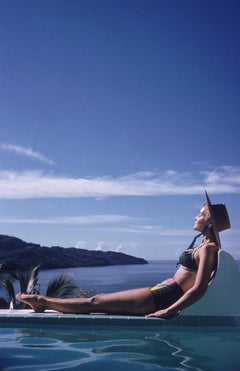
[193,204,210,232]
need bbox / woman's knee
[90,294,103,306]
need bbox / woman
[16,192,230,318]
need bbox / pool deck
[0,309,239,327]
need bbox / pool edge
[0,310,239,327]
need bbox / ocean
[37,259,240,296]
[38,260,177,295]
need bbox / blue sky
[0,0,239,260]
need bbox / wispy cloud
[0,143,54,165]
[0,166,239,199]
[0,212,191,236]
[99,225,194,237]
[0,214,133,224]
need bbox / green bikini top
[178,246,200,272]
[178,225,219,274]
[178,232,204,272]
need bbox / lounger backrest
[182,250,240,316]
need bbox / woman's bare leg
[16,288,156,315]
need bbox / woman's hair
[203,203,211,222]
[203,203,218,244]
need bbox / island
[0,235,148,270]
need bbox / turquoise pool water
[0,323,239,371]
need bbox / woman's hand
[146,308,180,319]
[145,309,174,319]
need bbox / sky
[0,0,240,261]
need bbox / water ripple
[0,325,239,370]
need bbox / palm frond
[16,271,31,293]
[26,265,40,294]
[2,274,16,308]
[0,263,15,290]
[46,273,79,298]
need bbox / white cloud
[0,143,54,165]
[95,241,107,251]
[100,225,194,237]
[202,166,240,187]
[0,211,196,238]
[114,244,123,252]
[75,241,86,249]
[0,166,239,199]
[0,214,133,225]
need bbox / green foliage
[77,286,97,298]
[46,273,79,298]
[0,263,97,309]
[0,265,41,309]
[1,274,16,308]
[26,265,40,294]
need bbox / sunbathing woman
[16,192,230,318]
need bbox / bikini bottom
[150,278,184,310]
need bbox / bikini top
[177,245,201,272]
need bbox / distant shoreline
[0,234,148,271]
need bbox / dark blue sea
[37,259,240,296]
[38,260,177,295]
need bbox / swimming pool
[0,313,239,370]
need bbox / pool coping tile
[0,310,239,327]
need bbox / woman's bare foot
[16,293,46,313]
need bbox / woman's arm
[146,244,218,318]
